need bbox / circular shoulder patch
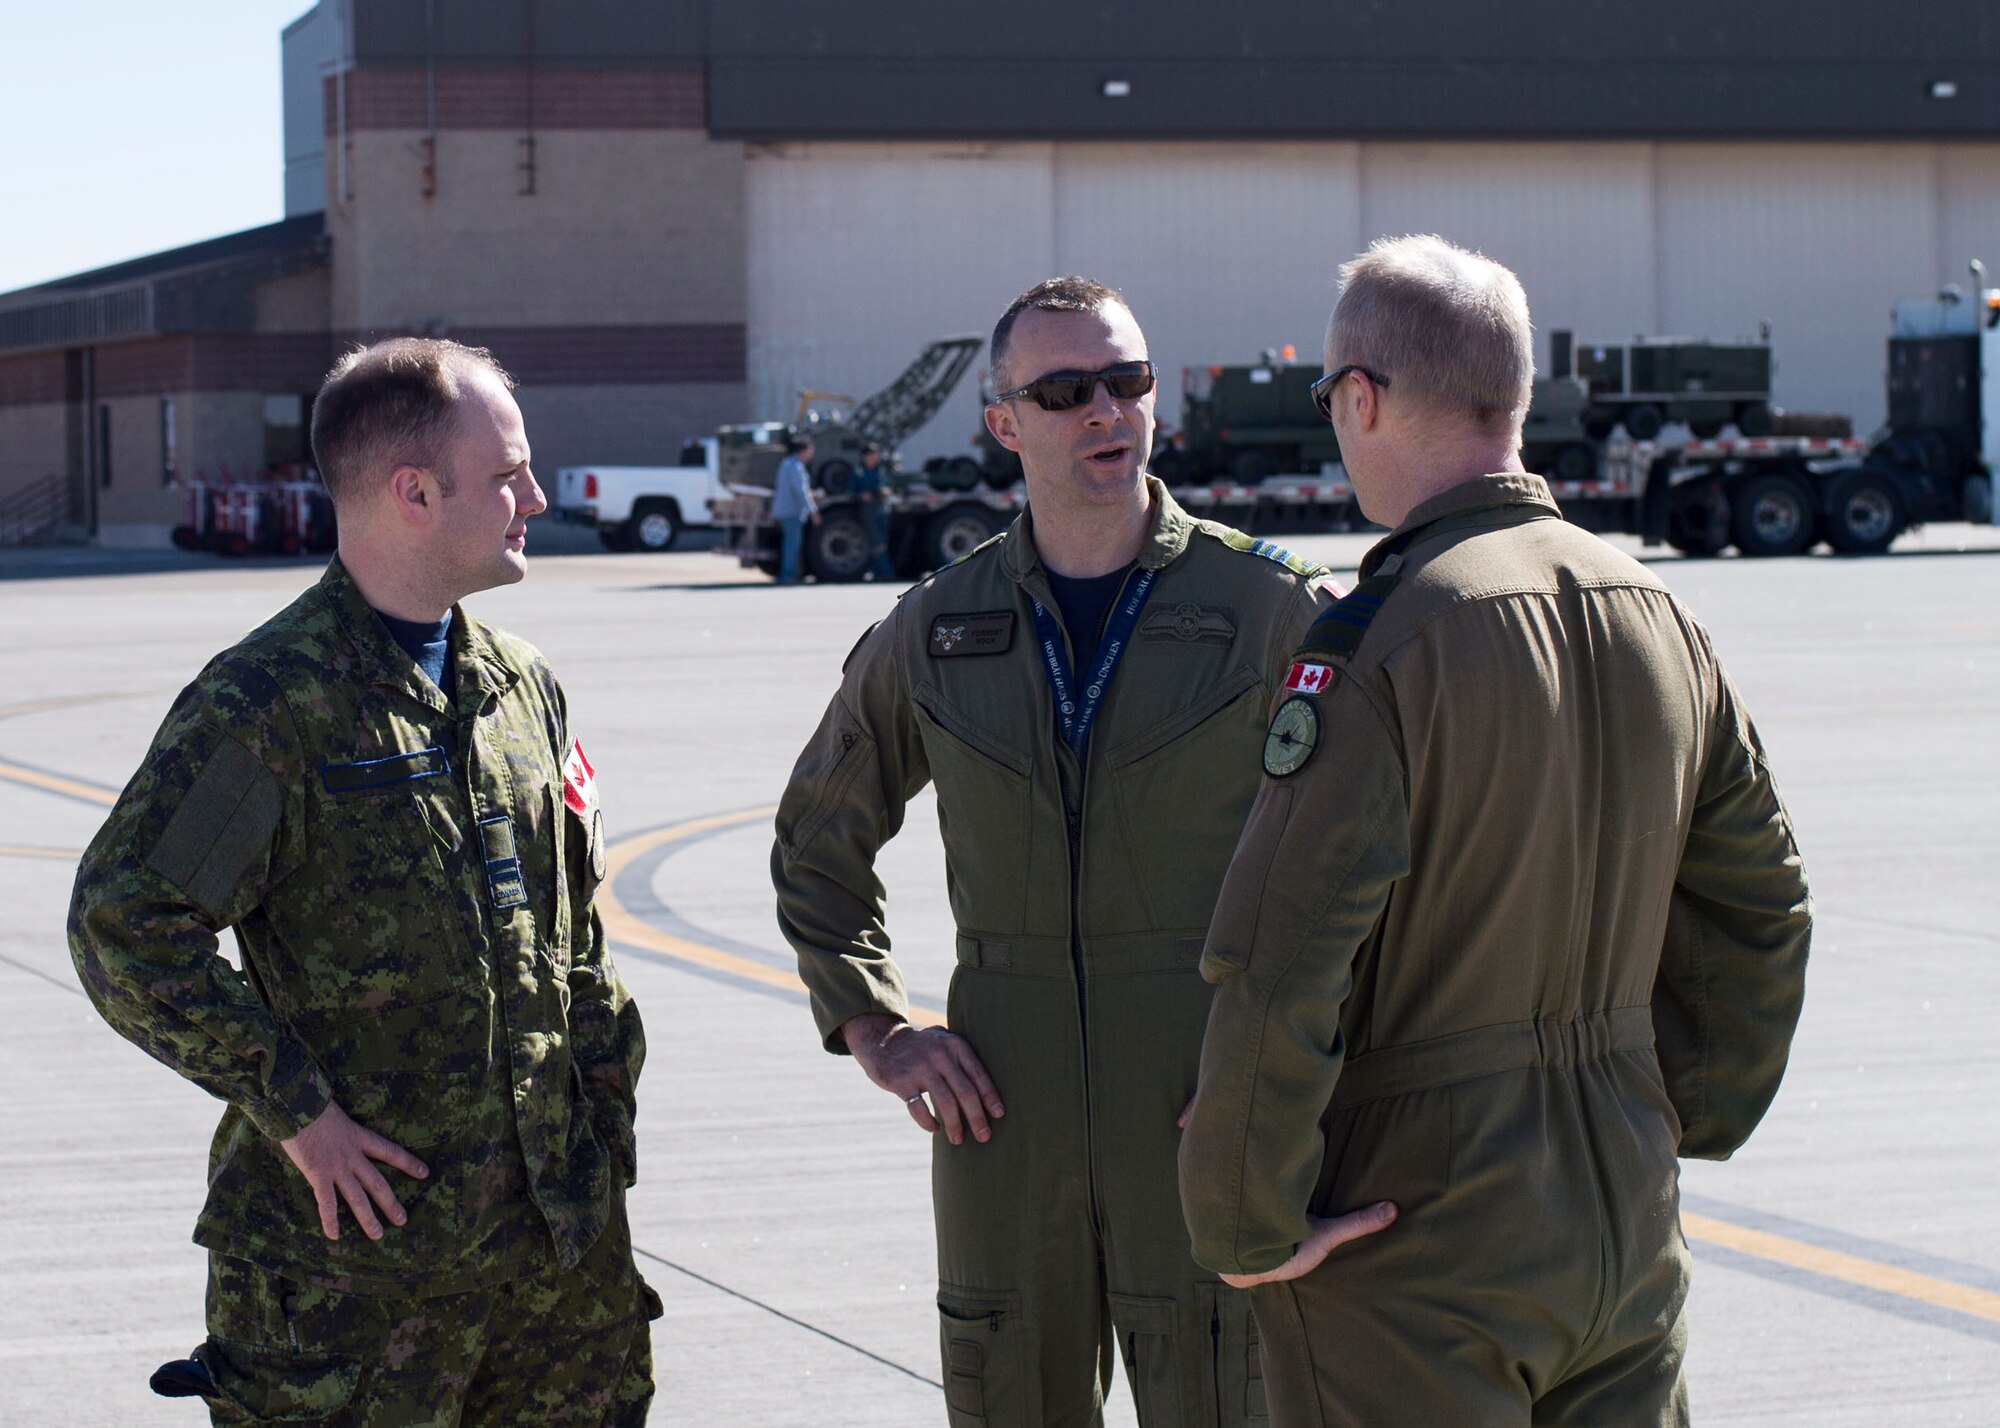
[1263,696,1320,778]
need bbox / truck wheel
[1229,449,1276,485]
[1623,404,1664,441]
[807,511,871,582]
[982,454,1023,491]
[1149,447,1188,484]
[927,504,1001,570]
[816,460,854,496]
[1582,406,1617,441]
[1824,471,1903,555]
[1729,472,1816,556]
[1550,443,1596,483]
[1734,402,1774,438]
[1687,416,1725,440]
[626,500,680,552]
[1666,481,1729,557]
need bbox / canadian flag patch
[1284,662,1334,695]
[561,739,598,816]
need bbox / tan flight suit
[774,480,1334,1427]
[1179,474,1811,1428]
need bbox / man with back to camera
[69,337,655,1423]
[1179,234,1812,1426]
[774,436,820,583]
[772,276,1391,1426]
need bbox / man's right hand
[841,1013,1005,1147]
[279,1101,429,1242]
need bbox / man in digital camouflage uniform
[69,338,653,1425]
[772,277,1389,1427]
[1180,235,1812,1426]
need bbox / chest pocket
[293,747,475,1016]
[914,692,1035,934]
[1103,668,1266,928]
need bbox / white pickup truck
[553,438,726,552]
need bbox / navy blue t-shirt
[376,609,455,704]
[1044,565,1134,657]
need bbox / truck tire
[807,511,872,582]
[1734,401,1775,438]
[626,500,681,552]
[1665,480,1729,557]
[1686,416,1725,440]
[1148,446,1188,484]
[816,459,854,496]
[1623,404,1664,441]
[1550,443,1596,483]
[1582,406,1618,441]
[1229,449,1276,485]
[1823,470,1904,555]
[927,504,1001,570]
[1729,472,1816,556]
[981,454,1023,491]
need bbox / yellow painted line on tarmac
[1681,1212,2000,1325]
[0,845,82,861]
[0,761,118,806]
[597,807,945,1027]
[0,690,156,721]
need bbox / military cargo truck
[1555,329,1775,440]
[1150,352,1343,485]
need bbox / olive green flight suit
[69,559,653,1422]
[773,480,1334,1427]
[1180,474,1811,1428]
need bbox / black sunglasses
[1310,364,1391,421]
[993,360,1156,412]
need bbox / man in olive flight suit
[773,278,1385,1427]
[69,338,654,1424]
[1180,235,1812,1426]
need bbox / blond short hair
[1329,235,1533,432]
[310,337,514,504]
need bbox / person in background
[852,441,896,579]
[774,437,820,584]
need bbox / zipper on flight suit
[1044,565,1141,1221]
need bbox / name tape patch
[930,611,1015,658]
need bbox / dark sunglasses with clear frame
[992,360,1157,412]
[1310,363,1391,421]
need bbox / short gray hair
[1329,235,1533,432]
[311,337,513,504]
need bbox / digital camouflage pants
[188,1204,659,1426]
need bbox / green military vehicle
[1556,329,1775,441]
[1150,351,1343,485]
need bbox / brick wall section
[335,324,746,384]
[324,67,706,132]
[0,351,67,405]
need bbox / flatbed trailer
[712,471,1357,581]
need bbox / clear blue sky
[0,1,310,293]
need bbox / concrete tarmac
[2,518,1997,1425]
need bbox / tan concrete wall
[514,382,745,477]
[95,394,180,533]
[328,129,746,331]
[0,403,69,504]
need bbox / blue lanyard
[1029,567,1159,757]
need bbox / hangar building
[4,0,1999,545]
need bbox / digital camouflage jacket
[69,559,644,1297]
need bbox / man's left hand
[1218,1202,1398,1288]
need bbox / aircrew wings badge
[561,739,598,817]
[1284,661,1334,695]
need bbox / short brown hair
[989,276,1128,390]
[309,337,514,504]
[1330,235,1534,432]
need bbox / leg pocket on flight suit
[192,1338,362,1423]
[1108,1292,1188,1427]
[938,1285,1031,1428]
[1195,1284,1270,1426]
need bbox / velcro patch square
[930,611,1015,658]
